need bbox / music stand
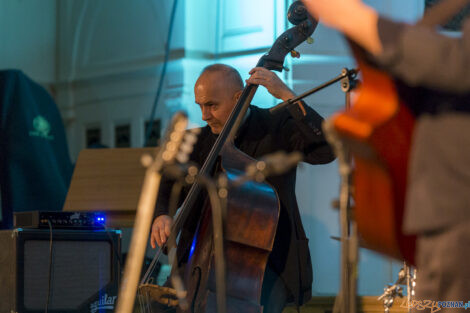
[63,147,155,228]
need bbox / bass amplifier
[0,228,121,313]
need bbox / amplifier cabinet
[0,228,121,313]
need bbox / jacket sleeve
[154,127,207,218]
[279,101,336,165]
[154,175,175,218]
[374,17,470,94]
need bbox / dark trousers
[260,266,290,313]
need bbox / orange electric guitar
[330,0,469,265]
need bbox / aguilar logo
[89,293,117,313]
[29,115,54,140]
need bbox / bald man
[151,64,334,313]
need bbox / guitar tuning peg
[180,142,194,154]
[307,37,314,44]
[176,152,189,164]
[290,50,300,58]
[184,132,198,144]
[140,154,153,167]
[190,128,201,135]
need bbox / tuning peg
[176,152,189,164]
[307,37,314,44]
[190,128,201,135]
[184,132,198,145]
[140,154,153,167]
[180,142,194,155]
[290,50,300,58]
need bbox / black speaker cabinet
[0,228,121,313]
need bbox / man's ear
[234,89,243,102]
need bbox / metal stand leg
[323,69,359,313]
[325,123,358,313]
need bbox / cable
[102,224,123,269]
[144,0,179,147]
[45,219,53,313]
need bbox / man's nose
[201,106,211,121]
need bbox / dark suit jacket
[155,104,335,305]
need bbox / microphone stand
[271,67,360,313]
[269,68,358,114]
[323,70,359,313]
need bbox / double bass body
[181,143,280,313]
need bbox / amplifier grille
[24,240,112,310]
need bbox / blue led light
[189,234,197,259]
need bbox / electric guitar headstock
[142,112,199,172]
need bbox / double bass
[159,2,319,312]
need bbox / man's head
[194,64,244,134]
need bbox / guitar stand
[322,68,359,313]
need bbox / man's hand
[246,67,295,101]
[150,215,173,249]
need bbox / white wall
[54,0,186,158]
[0,0,57,83]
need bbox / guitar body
[331,47,416,264]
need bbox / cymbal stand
[407,264,417,312]
[378,262,416,313]
[323,68,359,313]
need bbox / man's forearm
[289,103,336,164]
[334,2,382,55]
[301,0,382,54]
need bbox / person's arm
[246,67,335,164]
[279,102,336,164]
[150,176,175,248]
[301,0,382,54]
[375,17,470,93]
[301,0,470,93]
